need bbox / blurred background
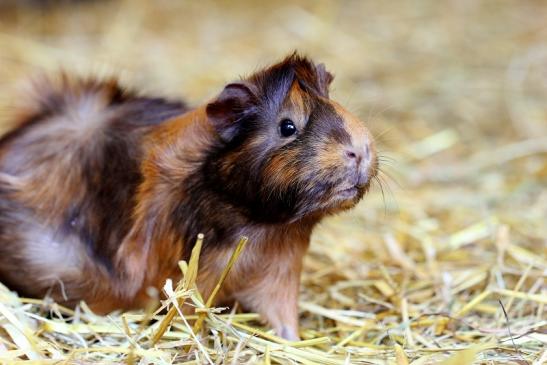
[0,0,545,362]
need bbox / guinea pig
[0,53,377,340]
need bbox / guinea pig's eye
[279,119,297,137]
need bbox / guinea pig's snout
[344,143,373,187]
[344,147,362,163]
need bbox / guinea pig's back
[0,76,187,302]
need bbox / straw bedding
[0,1,545,364]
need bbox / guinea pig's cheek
[263,151,300,191]
[312,143,355,193]
[314,143,344,172]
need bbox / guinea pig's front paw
[278,325,300,342]
[233,279,302,341]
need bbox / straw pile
[0,1,545,364]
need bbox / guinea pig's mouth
[329,171,373,203]
[335,186,360,199]
[300,181,369,219]
[329,182,367,204]
[333,171,372,198]
[311,164,377,214]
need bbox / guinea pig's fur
[0,54,377,340]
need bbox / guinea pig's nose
[344,147,363,165]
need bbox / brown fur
[0,54,377,340]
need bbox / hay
[0,0,546,364]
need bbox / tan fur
[333,101,375,159]
[196,223,312,340]
[112,108,214,297]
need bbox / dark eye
[279,119,297,137]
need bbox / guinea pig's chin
[323,184,367,212]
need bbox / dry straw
[0,1,546,364]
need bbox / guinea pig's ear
[206,82,256,142]
[315,63,334,97]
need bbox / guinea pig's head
[204,54,378,224]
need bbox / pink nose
[345,146,367,164]
[345,145,371,186]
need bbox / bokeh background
[0,1,545,364]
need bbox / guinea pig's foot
[278,325,300,342]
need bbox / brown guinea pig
[0,53,377,340]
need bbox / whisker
[366,104,395,126]
[376,173,400,215]
[377,167,402,189]
[377,152,396,160]
[376,158,396,168]
[373,126,395,141]
[379,174,398,204]
[377,154,395,160]
[376,150,397,162]
[372,175,387,216]
[376,150,396,159]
